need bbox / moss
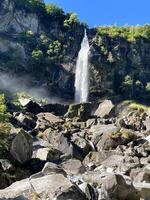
[33,192,40,200]
[111,130,134,140]
[129,102,150,111]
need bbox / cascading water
[75,29,90,103]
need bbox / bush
[0,94,10,122]
[64,12,80,29]
[120,75,133,99]
[46,3,64,16]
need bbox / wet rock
[101,174,140,200]
[94,100,114,118]
[10,129,33,164]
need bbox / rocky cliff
[0,0,150,102]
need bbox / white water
[75,29,90,103]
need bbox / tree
[64,12,80,29]
[121,75,133,99]
[46,3,64,16]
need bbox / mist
[0,72,65,104]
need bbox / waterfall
[75,29,90,103]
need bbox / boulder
[100,155,140,174]
[42,162,67,176]
[10,129,33,164]
[43,130,83,160]
[94,100,114,118]
[0,173,88,200]
[61,159,85,175]
[96,128,136,151]
[71,135,91,157]
[89,124,118,145]
[0,159,14,172]
[19,99,43,114]
[101,174,140,200]
[83,150,119,169]
[42,103,69,116]
[65,103,92,121]
[13,112,37,131]
[36,147,62,163]
[134,182,150,200]
[36,113,64,131]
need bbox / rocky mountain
[0,1,150,199]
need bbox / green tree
[64,12,80,29]
[121,75,133,99]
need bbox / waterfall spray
[75,29,90,103]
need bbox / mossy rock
[65,103,92,121]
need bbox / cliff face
[0,0,150,102]
[0,0,84,99]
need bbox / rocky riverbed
[0,98,150,199]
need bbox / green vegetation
[64,12,80,29]
[120,75,133,99]
[129,102,150,111]
[0,94,10,122]
[96,25,150,42]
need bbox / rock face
[0,0,40,34]
[10,129,33,164]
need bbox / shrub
[46,3,64,16]
[64,12,80,29]
[0,94,10,122]
[120,75,133,99]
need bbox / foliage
[129,102,149,111]
[47,40,62,62]
[46,3,64,16]
[32,49,43,61]
[0,122,11,152]
[64,12,80,29]
[0,94,10,122]
[96,25,150,42]
[120,75,133,99]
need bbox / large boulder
[43,129,83,160]
[10,129,33,164]
[101,174,140,200]
[13,112,37,131]
[65,103,92,121]
[36,147,62,163]
[96,128,136,151]
[94,100,114,118]
[89,124,118,145]
[0,173,88,200]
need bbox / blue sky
[44,0,150,27]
